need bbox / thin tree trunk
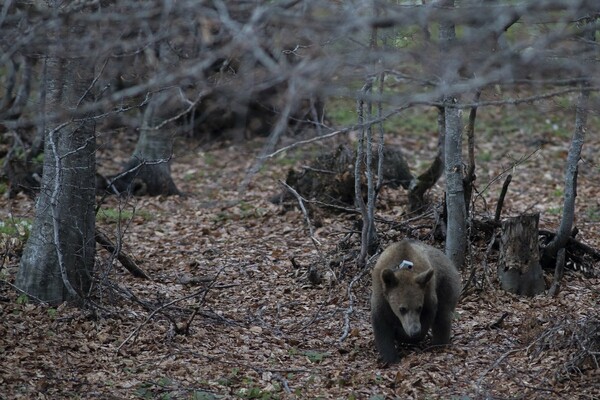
[542,17,594,268]
[543,88,588,258]
[355,79,372,267]
[439,0,467,269]
[444,101,467,269]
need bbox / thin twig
[183,267,226,334]
[117,268,226,352]
[279,180,322,250]
[339,253,377,342]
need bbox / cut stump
[497,213,545,296]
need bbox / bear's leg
[372,316,400,364]
[431,310,453,345]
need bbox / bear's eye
[399,307,408,315]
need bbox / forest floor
[1,97,600,399]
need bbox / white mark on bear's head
[381,267,434,338]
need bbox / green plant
[547,207,562,216]
[134,384,153,399]
[303,350,329,364]
[477,151,493,163]
[47,308,58,319]
[202,152,217,166]
[0,217,32,242]
[16,294,29,305]
[191,391,219,400]
[97,208,134,223]
[157,377,172,387]
[585,207,600,222]
[217,368,240,387]
[32,152,45,164]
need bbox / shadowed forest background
[1,1,599,399]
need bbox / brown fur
[370,239,461,364]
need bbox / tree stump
[497,213,546,296]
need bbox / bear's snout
[406,324,421,338]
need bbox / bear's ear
[381,269,398,288]
[415,268,434,286]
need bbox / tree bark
[108,91,181,196]
[439,0,467,269]
[15,8,96,304]
[542,19,594,263]
[497,213,545,296]
[444,100,467,269]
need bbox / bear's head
[381,267,434,338]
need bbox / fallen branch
[95,229,149,279]
[539,229,600,261]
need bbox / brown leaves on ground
[1,118,600,399]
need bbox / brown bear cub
[371,239,461,364]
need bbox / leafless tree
[13,1,97,303]
[1,0,599,300]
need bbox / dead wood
[497,213,545,296]
[95,229,150,279]
[539,229,600,276]
[274,144,414,210]
[531,316,600,380]
[494,174,512,222]
[408,154,444,213]
[469,217,599,277]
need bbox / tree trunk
[108,91,181,196]
[542,18,594,264]
[497,213,545,296]
[15,11,96,304]
[444,101,467,269]
[439,0,467,269]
